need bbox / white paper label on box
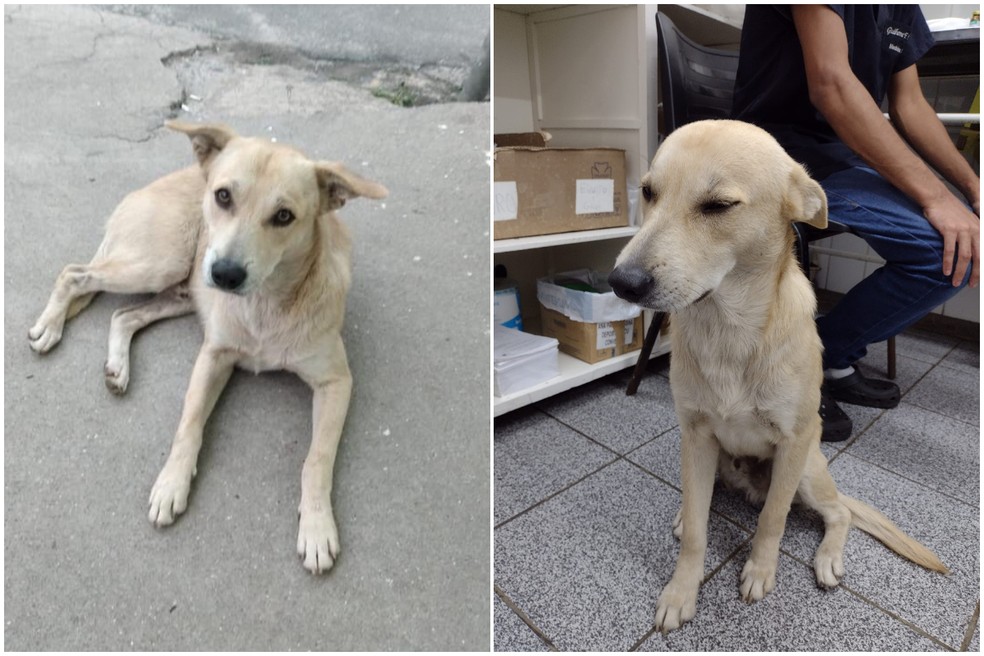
[575,178,614,215]
[493,181,518,221]
[596,321,635,350]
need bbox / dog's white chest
[206,306,301,373]
[707,411,777,459]
[683,371,782,459]
[237,346,289,373]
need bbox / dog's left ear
[314,162,388,211]
[165,120,238,168]
[784,165,828,229]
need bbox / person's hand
[923,192,980,288]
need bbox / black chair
[626,13,894,396]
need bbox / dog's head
[609,120,827,312]
[166,120,387,296]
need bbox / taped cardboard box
[537,270,643,364]
[494,131,549,148]
[539,306,643,364]
[493,145,628,240]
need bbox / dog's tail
[840,493,949,574]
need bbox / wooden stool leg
[626,312,665,396]
[887,336,897,380]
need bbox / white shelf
[493,5,659,415]
[493,338,671,417]
[494,225,640,253]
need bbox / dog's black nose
[211,258,247,291]
[608,266,653,304]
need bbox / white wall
[493,8,534,134]
[920,4,980,20]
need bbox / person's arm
[888,64,980,213]
[791,5,979,288]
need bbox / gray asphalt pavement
[4,4,490,651]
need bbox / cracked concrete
[6,4,490,651]
[117,3,487,108]
[159,39,473,113]
[5,5,203,143]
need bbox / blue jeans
[815,166,971,370]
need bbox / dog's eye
[271,208,295,227]
[640,184,654,203]
[215,188,232,208]
[701,199,737,214]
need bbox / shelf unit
[492,223,671,418]
[495,350,660,417]
[493,5,663,417]
[493,226,640,254]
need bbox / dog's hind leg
[105,282,195,395]
[67,292,97,320]
[798,447,851,588]
[29,257,191,354]
[29,263,99,353]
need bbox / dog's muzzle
[608,265,654,305]
[210,258,248,292]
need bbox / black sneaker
[820,387,852,442]
[826,368,900,409]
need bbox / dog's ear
[784,164,828,229]
[165,120,237,168]
[314,161,388,212]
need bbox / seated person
[731,5,979,441]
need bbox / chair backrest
[656,12,740,135]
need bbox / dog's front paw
[655,579,699,633]
[297,506,340,574]
[740,557,777,602]
[672,508,683,540]
[148,462,195,527]
[104,360,130,395]
[813,543,845,589]
[28,321,62,354]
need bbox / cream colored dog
[29,121,387,574]
[609,120,947,632]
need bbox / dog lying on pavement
[608,119,948,632]
[29,121,387,574]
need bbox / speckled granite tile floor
[494,331,979,651]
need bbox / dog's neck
[268,230,324,304]
[266,213,352,320]
[688,264,781,327]
[675,253,803,366]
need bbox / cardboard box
[494,132,549,148]
[493,146,628,240]
[536,269,643,364]
[539,305,643,364]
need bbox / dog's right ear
[784,164,828,229]
[165,120,237,168]
[314,161,389,212]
